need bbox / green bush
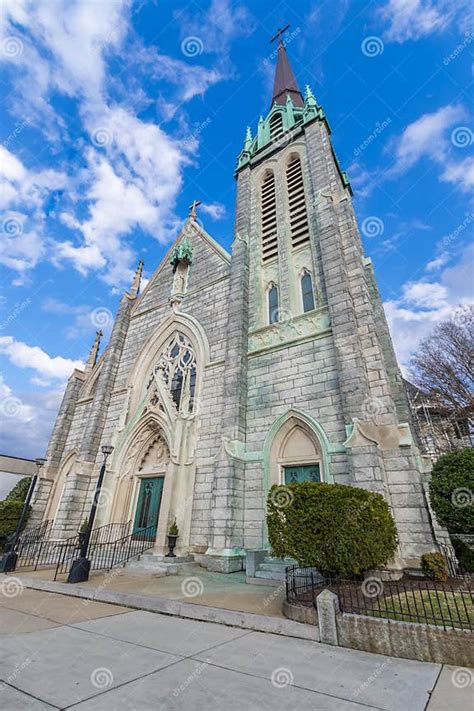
[420,552,449,581]
[451,537,474,574]
[429,449,474,534]
[0,499,31,552]
[5,476,32,502]
[267,481,398,577]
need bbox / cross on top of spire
[270,24,290,45]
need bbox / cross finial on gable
[188,199,202,220]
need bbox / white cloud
[384,243,474,368]
[379,0,448,42]
[0,336,83,380]
[378,0,471,42]
[440,156,474,192]
[200,202,226,220]
[388,104,465,173]
[0,375,64,457]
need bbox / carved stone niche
[138,433,170,473]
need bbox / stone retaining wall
[283,588,474,666]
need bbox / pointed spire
[272,39,303,108]
[128,259,144,298]
[85,330,102,374]
[304,84,316,105]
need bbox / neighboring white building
[0,454,36,500]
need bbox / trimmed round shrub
[420,552,449,581]
[267,481,398,577]
[451,537,474,574]
[429,449,474,534]
[5,476,32,502]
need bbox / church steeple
[271,35,303,108]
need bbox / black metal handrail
[286,565,474,632]
[89,520,131,546]
[54,524,156,580]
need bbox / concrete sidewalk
[1,588,469,710]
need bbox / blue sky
[0,0,473,458]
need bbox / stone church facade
[30,40,448,572]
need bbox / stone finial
[85,330,102,374]
[243,126,252,151]
[128,259,144,298]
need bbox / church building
[30,37,448,573]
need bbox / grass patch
[367,589,473,628]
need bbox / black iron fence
[54,523,156,580]
[286,565,474,632]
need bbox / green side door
[283,464,321,484]
[133,477,164,539]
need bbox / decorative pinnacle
[129,258,144,298]
[304,84,316,104]
[243,126,252,151]
[85,330,103,373]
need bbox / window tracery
[148,333,197,414]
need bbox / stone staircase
[248,555,295,583]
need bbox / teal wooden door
[133,477,164,539]
[283,464,321,484]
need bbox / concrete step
[125,554,195,575]
[254,569,286,582]
[259,562,290,573]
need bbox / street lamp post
[0,457,46,573]
[67,445,114,584]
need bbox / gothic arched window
[152,333,197,414]
[286,154,309,249]
[301,270,315,313]
[268,283,279,325]
[260,170,278,263]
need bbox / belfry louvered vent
[269,113,283,141]
[260,171,278,263]
[286,156,309,248]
